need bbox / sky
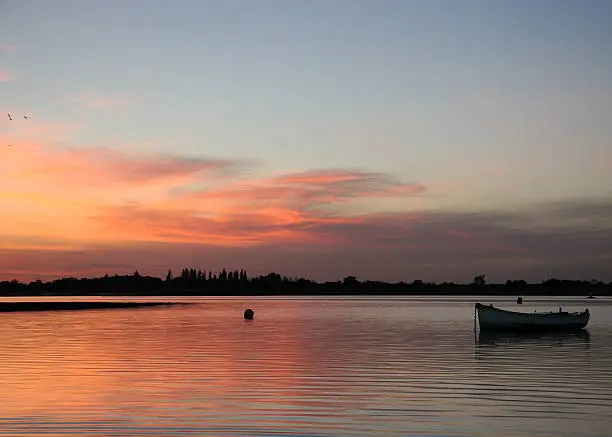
[1,0,612,283]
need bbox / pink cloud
[4,145,240,188]
[83,169,423,248]
[53,146,236,183]
[0,143,249,248]
[3,198,612,283]
[2,141,425,255]
[91,204,352,247]
[5,138,610,284]
[0,70,8,82]
[71,90,130,109]
[187,169,425,213]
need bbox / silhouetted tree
[343,275,360,285]
[1,267,611,297]
[472,274,486,286]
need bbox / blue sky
[1,1,612,282]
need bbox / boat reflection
[475,330,591,367]
[477,329,591,347]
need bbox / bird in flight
[7,113,13,121]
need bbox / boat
[475,303,589,332]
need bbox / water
[0,296,610,436]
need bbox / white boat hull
[476,303,589,331]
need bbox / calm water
[0,296,611,437]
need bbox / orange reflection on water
[0,301,336,419]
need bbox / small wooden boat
[475,303,589,331]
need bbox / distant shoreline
[0,288,607,298]
[0,301,182,312]
[0,292,605,297]
[1,269,610,297]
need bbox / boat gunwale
[475,302,588,317]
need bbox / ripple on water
[0,297,610,437]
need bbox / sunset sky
[1,0,611,283]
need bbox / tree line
[0,269,610,296]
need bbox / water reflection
[477,329,591,347]
[0,298,610,437]
[474,329,592,367]
[472,326,611,434]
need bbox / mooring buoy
[244,308,254,320]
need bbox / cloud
[54,146,241,184]
[91,204,348,247]
[85,168,424,247]
[3,197,612,283]
[2,138,611,283]
[270,168,424,202]
[0,70,8,82]
[0,143,253,248]
[81,196,612,282]
[71,90,130,109]
[188,168,425,213]
[2,144,243,188]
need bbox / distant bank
[0,270,610,297]
[0,301,182,312]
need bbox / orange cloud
[2,144,240,188]
[87,168,423,247]
[0,142,251,249]
[92,204,353,247]
[1,139,422,257]
[4,195,612,283]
